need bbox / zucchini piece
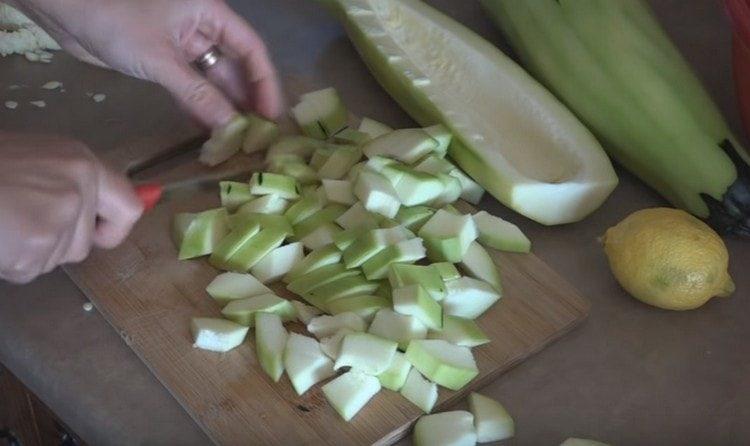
[300,222,343,250]
[242,113,279,154]
[381,164,445,206]
[309,145,334,170]
[199,115,249,166]
[377,351,411,391]
[322,179,356,205]
[293,204,347,239]
[392,284,442,331]
[433,262,461,282]
[468,392,515,443]
[287,263,359,296]
[255,312,288,382]
[388,263,446,301]
[442,276,501,320]
[209,225,288,272]
[482,0,750,234]
[363,128,439,164]
[423,124,452,158]
[395,205,436,232]
[292,87,348,139]
[332,227,368,250]
[318,144,363,180]
[405,339,479,390]
[319,328,355,360]
[459,241,502,292]
[430,173,462,208]
[333,127,370,145]
[428,315,490,348]
[322,370,381,422]
[172,208,229,260]
[414,156,485,204]
[400,368,438,413]
[205,271,272,307]
[265,135,325,162]
[284,333,335,395]
[219,181,254,211]
[342,225,413,268]
[250,242,304,284]
[191,318,249,353]
[284,193,326,226]
[354,169,401,218]
[292,300,322,324]
[473,210,531,253]
[307,312,366,339]
[220,293,295,326]
[418,209,477,262]
[326,295,390,322]
[359,117,393,139]
[361,238,426,280]
[235,194,289,216]
[283,245,342,283]
[325,0,617,225]
[304,275,380,310]
[270,160,319,186]
[249,172,300,200]
[334,332,398,375]
[368,308,427,351]
[413,411,477,446]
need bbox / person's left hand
[13,0,283,128]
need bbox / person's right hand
[0,133,143,284]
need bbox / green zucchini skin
[481,0,750,235]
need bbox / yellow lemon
[602,208,734,310]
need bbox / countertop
[1,1,748,445]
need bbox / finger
[153,58,238,128]
[93,167,143,249]
[213,3,284,118]
[63,192,96,263]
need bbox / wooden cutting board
[65,143,590,445]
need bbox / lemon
[602,208,734,310]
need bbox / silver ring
[193,46,222,72]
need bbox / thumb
[94,167,143,249]
[153,58,238,128]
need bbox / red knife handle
[135,183,163,212]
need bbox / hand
[12,0,283,127]
[0,133,143,284]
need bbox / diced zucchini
[388,263,446,301]
[472,210,531,253]
[287,263,359,296]
[250,242,304,284]
[333,127,370,145]
[393,285,443,330]
[209,226,288,272]
[342,226,413,269]
[334,332,398,375]
[292,87,348,139]
[335,202,380,230]
[307,312,366,339]
[172,208,229,260]
[293,204,347,238]
[422,124,452,158]
[318,145,362,180]
[400,368,438,413]
[326,295,390,322]
[284,333,335,395]
[284,193,326,225]
[205,271,272,307]
[365,155,399,173]
[377,351,412,391]
[265,135,325,162]
[255,312,288,382]
[428,315,490,348]
[395,205,436,232]
[414,154,455,175]
[333,227,368,251]
[468,392,514,443]
[202,219,261,268]
[354,169,401,218]
[450,168,485,204]
[413,411,477,446]
[242,113,279,154]
[309,145,334,170]
[368,308,428,351]
[220,293,295,326]
[292,300,322,325]
[322,179,356,205]
[220,181,254,211]
[305,275,379,310]
[322,370,381,422]
[442,277,501,320]
[361,238,426,280]
[191,317,249,353]
[249,172,300,200]
[433,262,461,282]
[382,164,445,206]
[199,115,249,166]
[430,173,462,207]
[235,194,289,215]
[405,339,479,390]
[358,117,393,139]
[270,160,319,186]
[283,245,342,283]
[362,128,438,164]
[459,241,502,292]
[300,222,343,250]
[418,209,477,262]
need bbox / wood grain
[65,157,590,445]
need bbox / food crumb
[8,84,24,90]
[4,101,18,109]
[41,81,62,90]
[24,52,39,62]
[93,93,106,103]
[29,100,46,108]
[83,302,94,312]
